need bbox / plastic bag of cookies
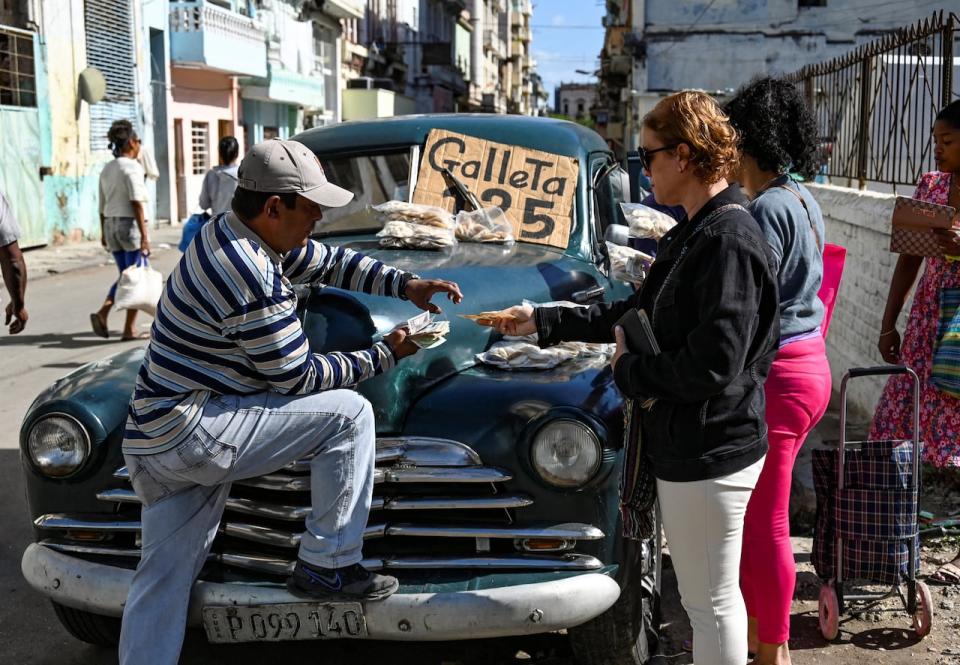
[454,207,515,244]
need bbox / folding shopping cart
[812,366,933,640]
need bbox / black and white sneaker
[286,560,399,601]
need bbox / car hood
[26,240,611,440]
[304,237,608,432]
[23,348,146,444]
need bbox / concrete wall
[807,182,910,420]
[140,0,175,224]
[640,0,954,92]
[36,0,103,242]
[20,0,161,243]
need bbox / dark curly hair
[107,119,138,158]
[937,100,960,130]
[724,76,820,180]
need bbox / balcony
[483,29,506,57]
[241,63,326,109]
[321,0,364,19]
[425,64,468,92]
[170,1,267,78]
[511,0,532,15]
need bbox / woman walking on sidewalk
[725,76,834,665]
[872,100,960,586]
[90,120,151,340]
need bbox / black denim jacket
[536,184,780,482]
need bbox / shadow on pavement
[788,611,828,651]
[795,571,822,601]
[0,331,146,351]
[848,626,921,651]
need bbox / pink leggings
[740,335,832,644]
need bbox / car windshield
[313,150,412,236]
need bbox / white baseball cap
[237,139,354,208]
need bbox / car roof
[294,113,610,158]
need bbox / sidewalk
[0,225,182,298]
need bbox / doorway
[149,28,170,222]
[174,119,186,221]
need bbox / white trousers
[657,456,765,665]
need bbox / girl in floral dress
[873,100,960,584]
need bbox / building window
[0,27,36,107]
[85,0,137,151]
[314,23,336,113]
[191,122,209,175]
[563,101,569,115]
[798,0,826,6]
[576,99,585,116]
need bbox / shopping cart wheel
[819,581,840,640]
[913,580,933,637]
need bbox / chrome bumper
[21,543,621,640]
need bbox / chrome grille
[39,437,604,576]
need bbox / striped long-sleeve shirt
[123,213,412,454]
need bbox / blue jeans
[118,389,376,665]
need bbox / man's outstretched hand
[404,278,463,314]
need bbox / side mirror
[605,224,630,247]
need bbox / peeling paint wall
[30,0,159,244]
[37,0,104,241]
[640,0,954,92]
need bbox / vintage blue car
[19,114,660,664]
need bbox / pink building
[168,68,243,221]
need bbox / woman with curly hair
[725,76,833,665]
[90,119,150,340]
[872,100,960,586]
[488,91,780,665]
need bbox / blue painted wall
[241,99,297,145]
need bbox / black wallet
[614,308,661,356]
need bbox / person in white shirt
[0,190,27,334]
[198,136,240,217]
[90,119,150,341]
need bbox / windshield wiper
[441,167,482,211]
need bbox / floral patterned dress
[871,171,960,468]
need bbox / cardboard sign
[412,129,579,249]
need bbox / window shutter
[84,0,137,151]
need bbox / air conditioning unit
[347,76,395,91]
[347,76,375,90]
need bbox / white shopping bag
[114,256,163,317]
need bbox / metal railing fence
[786,11,958,189]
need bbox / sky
[530,1,606,111]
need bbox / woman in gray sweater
[725,77,833,665]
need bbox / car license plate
[202,602,367,643]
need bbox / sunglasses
[638,144,678,170]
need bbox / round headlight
[530,419,602,488]
[27,415,90,478]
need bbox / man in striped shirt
[119,139,463,665]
